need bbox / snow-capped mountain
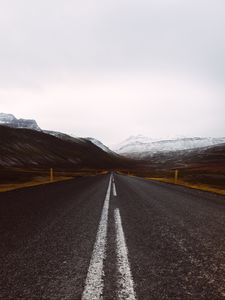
[113,135,225,158]
[0,113,41,131]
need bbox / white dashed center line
[114,208,136,300]
[82,174,136,299]
[82,175,112,300]
[113,181,117,197]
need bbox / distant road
[0,174,225,299]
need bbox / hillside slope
[0,125,128,171]
[134,143,225,189]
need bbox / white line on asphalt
[114,208,136,300]
[82,174,112,300]
[113,181,117,197]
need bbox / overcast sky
[0,0,225,145]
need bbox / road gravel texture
[0,173,224,299]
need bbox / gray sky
[0,0,225,145]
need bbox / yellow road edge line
[146,177,225,196]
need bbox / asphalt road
[0,173,225,299]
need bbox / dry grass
[147,177,225,196]
[0,169,108,193]
[0,176,73,192]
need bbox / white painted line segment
[113,182,117,197]
[114,208,136,300]
[82,175,112,300]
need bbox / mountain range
[0,113,137,187]
[1,113,225,158]
[0,125,129,170]
[0,113,115,154]
[113,135,225,159]
[0,113,225,175]
[0,112,224,190]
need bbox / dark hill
[133,143,225,189]
[0,125,132,171]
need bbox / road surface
[0,173,225,299]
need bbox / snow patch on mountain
[113,135,225,157]
[86,137,116,154]
[44,130,86,144]
[0,113,41,131]
[0,113,16,123]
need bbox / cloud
[0,0,224,143]
[1,71,224,143]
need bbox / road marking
[113,181,117,197]
[114,208,136,300]
[112,174,117,196]
[82,175,112,300]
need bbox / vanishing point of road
[0,173,225,299]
